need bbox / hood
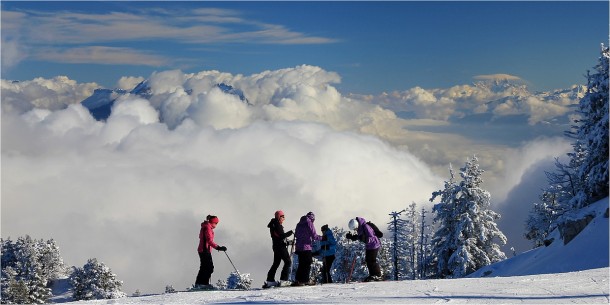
[267,218,278,228]
[356,217,367,226]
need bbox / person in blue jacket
[318,224,337,283]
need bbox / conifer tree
[69,258,126,301]
[429,157,507,278]
[570,44,609,207]
[1,236,64,304]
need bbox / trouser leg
[279,247,291,281]
[267,247,282,281]
[365,248,381,277]
[322,255,335,283]
[196,251,214,285]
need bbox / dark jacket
[268,218,293,249]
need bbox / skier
[264,210,294,288]
[292,212,322,286]
[345,217,383,282]
[194,215,227,290]
[316,224,336,283]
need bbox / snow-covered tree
[387,209,408,280]
[570,44,609,208]
[69,258,126,301]
[387,203,421,280]
[225,271,252,290]
[331,226,392,282]
[525,188,565,247]
[417,207,434,279]
[164,285,176,294]
[429,157,507,278]
[527,45,609,246]
[1,236,65,304]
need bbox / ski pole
[224,251,241,278]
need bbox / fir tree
[429,157,507,278]
[387,209,408,280]
[571,44,609,208]
[69,258,126,301]
[226,271,252,290]
[1,236,64,304]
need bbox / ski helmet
[348,218,358,230]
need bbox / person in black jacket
[265,210,294,287]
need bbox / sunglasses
[280,215,285,218]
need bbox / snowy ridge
[469,197,609,278]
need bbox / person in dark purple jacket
[346,217,382,281]
[292,211,322,286]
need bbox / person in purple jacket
[292,211,322,286]
[346,217,382,281]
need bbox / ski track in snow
[69,267,609,304]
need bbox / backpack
[366,221,383,238]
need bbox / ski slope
[69,268,608,304]
[58,198,610,304]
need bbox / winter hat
[275,210,285,220]
[321,224,329,232]
[208,216,219,224]
[306,211,315,222]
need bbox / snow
[54,198,609,304]
[66,268,609,304]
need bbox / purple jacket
[357,217,381,250]
[295,215,322,251]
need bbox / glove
[217,246,227,252]
[346,232,353,240]
[286,230,293,237]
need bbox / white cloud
[34,46,170,67]
[117,76,145,91]
[1,77,99,114]
[1,7,337,67]
[1,66,580,294]
[1,105,441,294]
[473,74,523,82]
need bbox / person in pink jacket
[194,215,227,290]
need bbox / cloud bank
[2,66,441,294]
[1,65,579,293]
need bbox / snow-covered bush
[164,285,176,293]
[226,271,252,290]
[69,258,126,301]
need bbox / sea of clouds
[1,65,576,293]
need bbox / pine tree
[387,209,408,280]
[226,271,252,290]
[570,44,609,207]
[526,45,609,246]
[1,236,63,304]
[69,258,126,301]
[429,157,507,278]
[403,203,420,280]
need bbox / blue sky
[1,1,608,94]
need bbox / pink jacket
[198,221,218,253]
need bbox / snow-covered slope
[469,197,609,278]
[54,198,609,304]
[68,268,609,304]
